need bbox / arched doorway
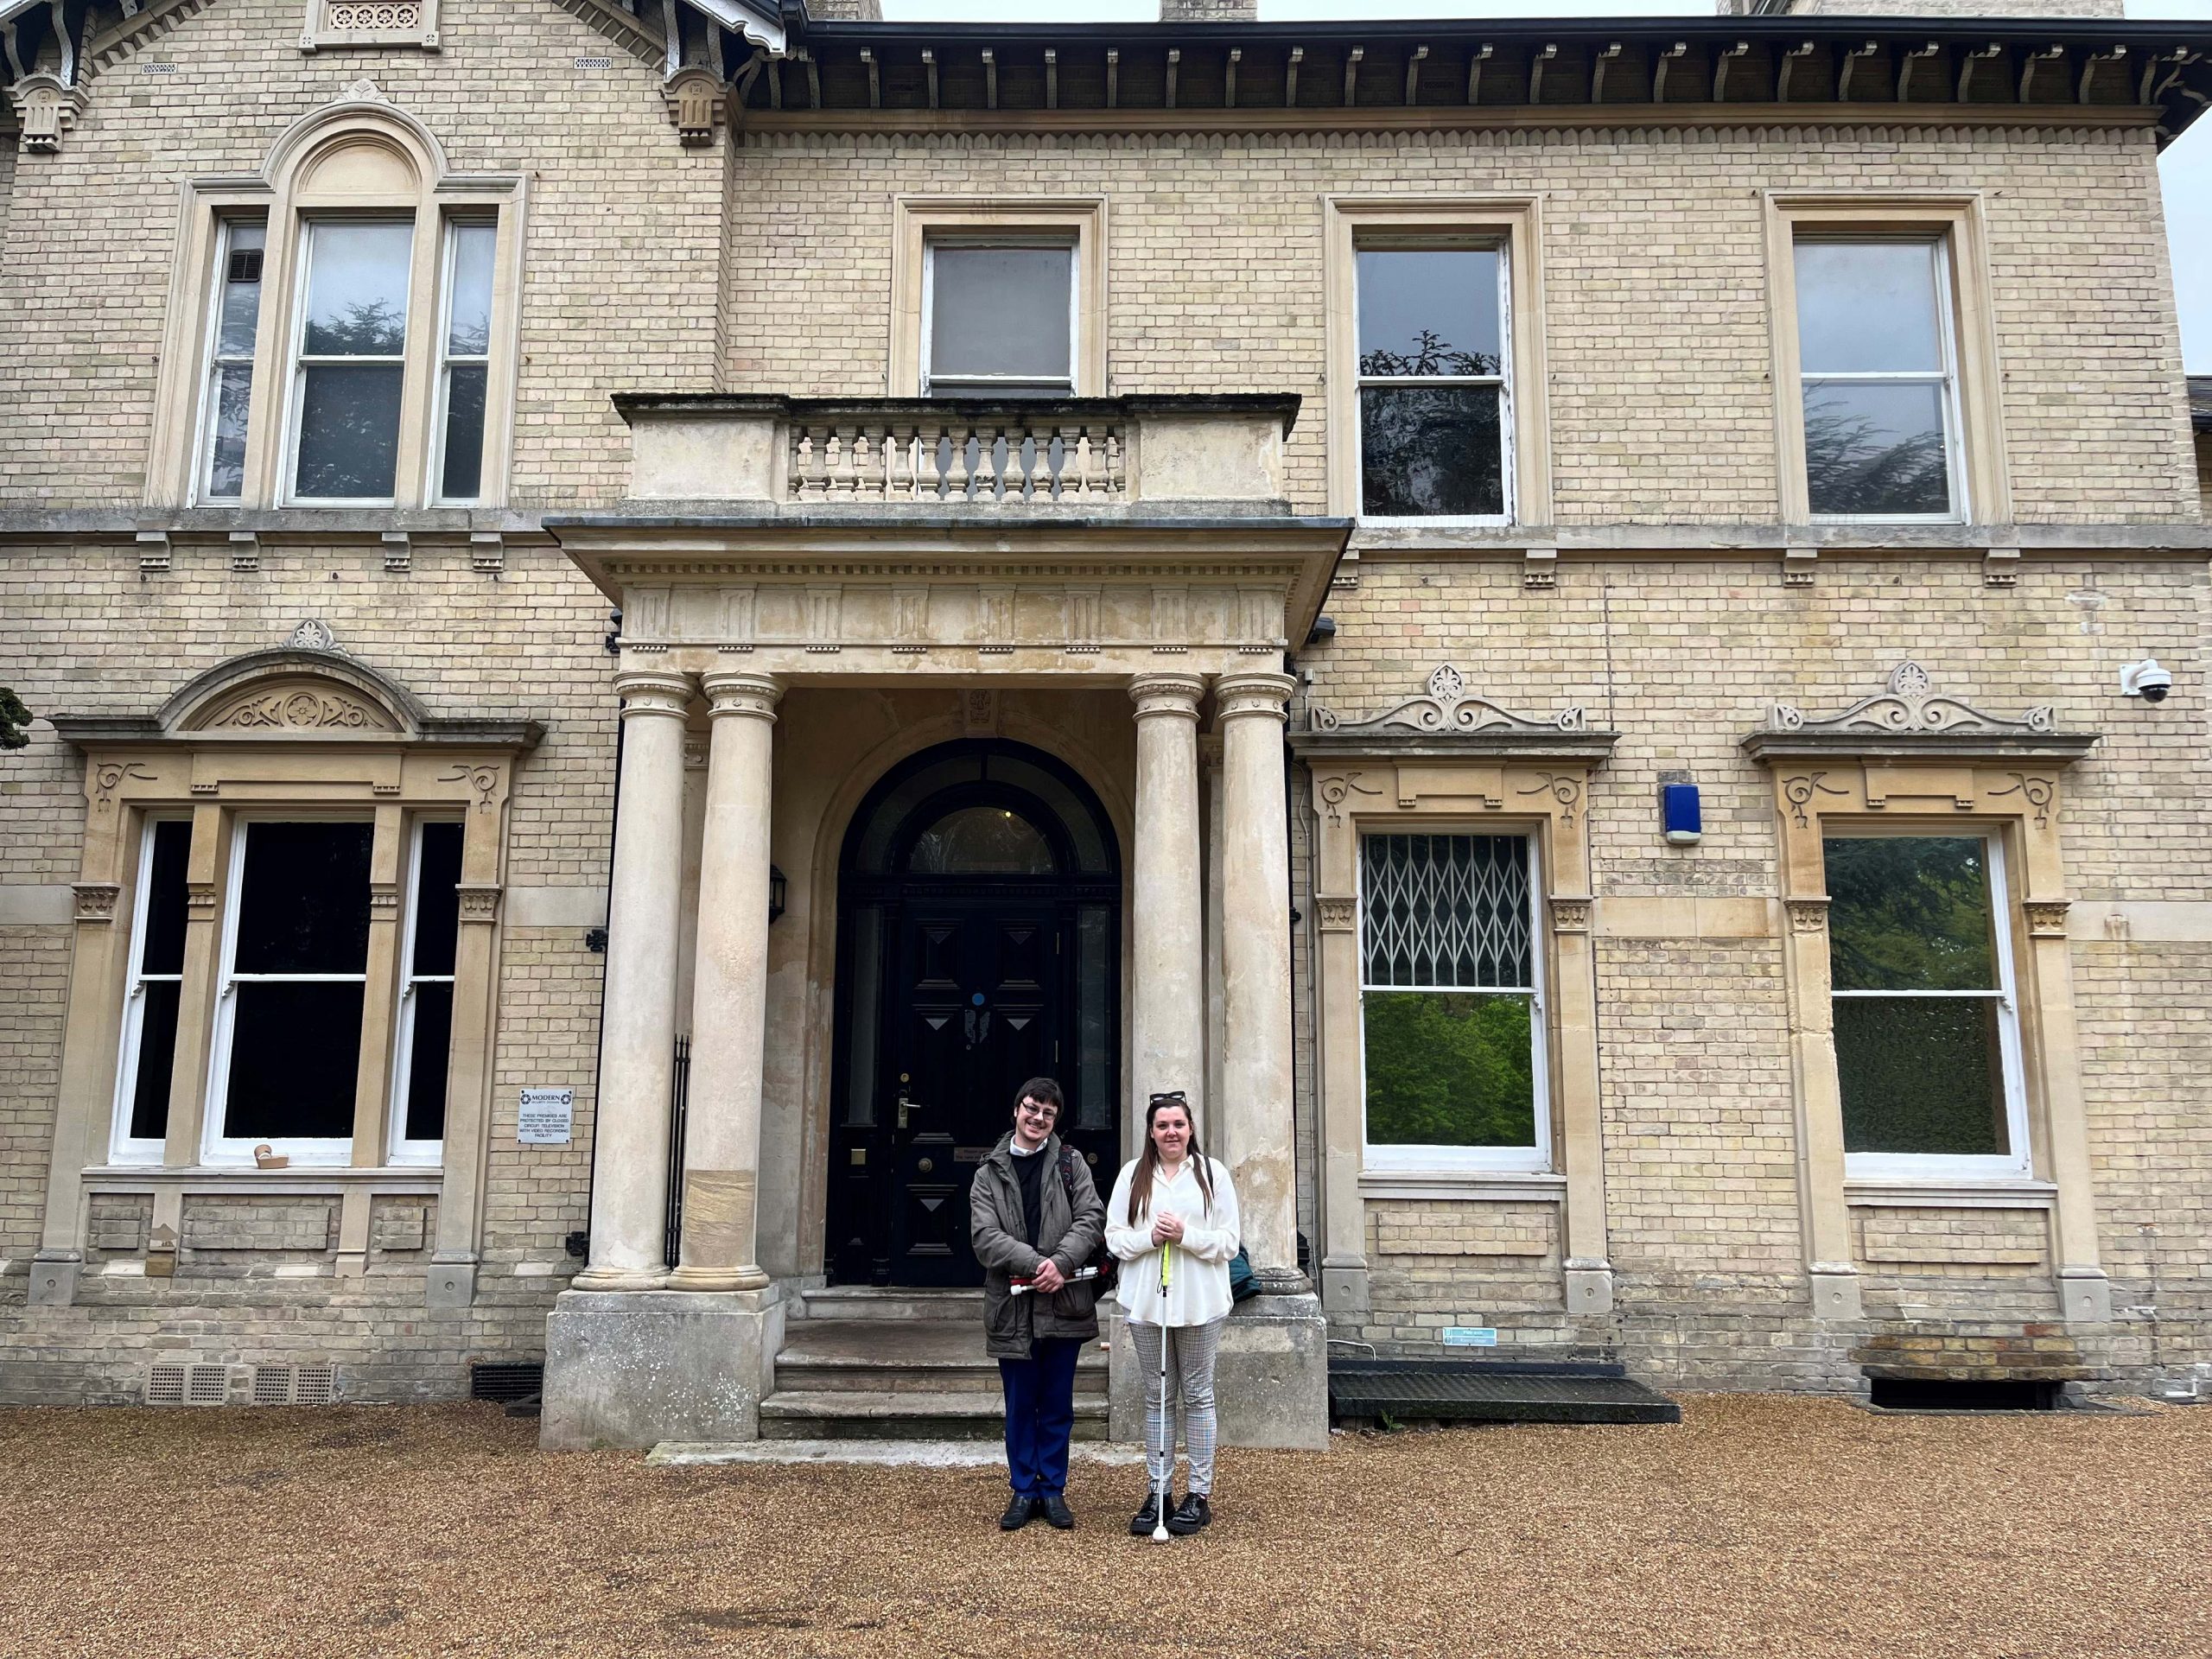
[828,741,1122,1287]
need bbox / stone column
[1215,671,1301,1291]
[668,672,781,1292]
[1128,675,1207,1132]
[573,669,692,1292]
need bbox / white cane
[1151,1240,1173,1543]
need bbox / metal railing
[663,1033,691,1270]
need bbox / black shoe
[1000,1495,1040,1531]
[1040,1494,1075,1530]
[1128,1488,1172,1535]
[1166,1494,1211,1535]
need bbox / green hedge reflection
[1363,990,1535,1147]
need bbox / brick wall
[721,124,2196,524]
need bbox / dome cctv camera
[2120,659,2172,704]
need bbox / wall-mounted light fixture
[768,866,788,924]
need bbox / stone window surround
[1301,738,1614,1322]
[33,639,541,1311]
[298,0,442,54]
[143,95,526,514]
[887,197,1109,398]
[1323,196,1554,530]
[1747,723,2103,1327]
[1763,193,2011,530]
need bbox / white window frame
[427,217,494,506]
[189,216,268,506]
[388,817,460,1166]
[281,214,417,508]
[1351,236,1515,530]
[1357,830,1552,1175]
[201,815,372,1167]
[919,234,1079,397]
[111,816,190,1166]
[1829,830,2031,1182]
[1794,233,1967,527]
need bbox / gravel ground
[4,1395,2209,1659]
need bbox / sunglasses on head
[1149,1090,1187,1107]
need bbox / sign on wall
[517,1088,575,1146]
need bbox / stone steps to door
[797,1287,985,1323]
[775,1319,1108,1396]
[758,1389,1111,1442]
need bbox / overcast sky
[882,0,2212,374]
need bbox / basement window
[1867,1376,2061,1413]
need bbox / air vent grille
[146,1363,188,1406]
[469,1361,544,1402]
[248,1363,341,1406]
[147,1363,232,1406]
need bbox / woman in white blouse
[1104,1089,1240,1537]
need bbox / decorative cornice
[1745,661,2099,766]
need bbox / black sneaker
[1128,1487,1173,1535]
[1166,1494,1211,1535]
[1039,1493,1075,1530]
[1000,1495,1040,1531]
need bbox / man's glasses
[1017,1099,1059,1119]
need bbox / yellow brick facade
[2,0,2208,1411]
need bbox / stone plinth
[1107,1294,1329,1452]
[541,1287,786,1451]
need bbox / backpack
[1056,1144,1118,1297]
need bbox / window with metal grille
[1358,833,1548,1170]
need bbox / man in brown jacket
[969,1076,1105,1530]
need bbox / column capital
[702,671,784,722]
[1128,671,1206,721]
[614,670,693,720]
[1215,671,1296,723]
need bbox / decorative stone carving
[664,67,728,147]
[1314,897,1356,932]
[187,882,219,915]
[455,884,502,925]
[1989,772,2057,828]
[1780,772,1850,828]
[438,762,503,807]
[286,619,346,654]
[1309,664,1588,738]
[1786,898,1831,935]
[1315,772,1382,824]
[368,884,401,916]
[1516,771,1583,824]
[2024,901,2071,938]
[1767,660,2055,740]
[91,761,155,803]
[73,883,122,923]
[9,76,88,155]
[1549,898,1591,932]
[206,686,394,732]
[339,77,388,103]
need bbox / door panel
[830,888,1118,1287]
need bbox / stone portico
[540,393,1344,1449]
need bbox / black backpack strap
[1056,1142,1077,1202]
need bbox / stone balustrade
[614,393,1300,511]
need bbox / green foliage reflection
[1825,836,1995,992]
[1363,990,1535,1148]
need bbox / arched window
[148,95,524,512]
[904,806,1057,875]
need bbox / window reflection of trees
[1803,392,1949,517]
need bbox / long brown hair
[1127,1092,1214,1226]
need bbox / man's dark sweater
[1011,1141,1047,1249]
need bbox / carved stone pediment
[195,677,403,734]
[1745,660,2097,766]
[1296,664,1617,761]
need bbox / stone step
[759,1389,1110,1442]
[798,1287,986,1323]
[774,1319,1109,1395]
